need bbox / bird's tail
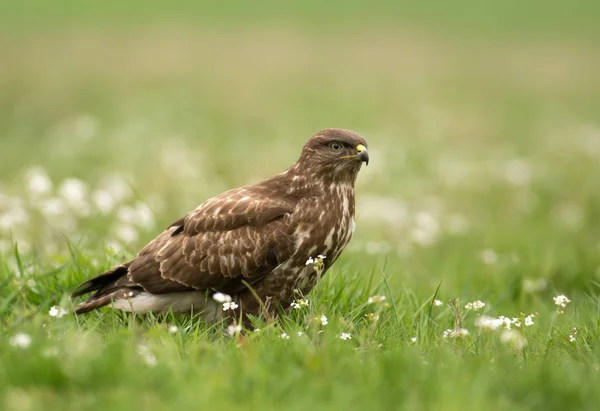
[71,263,132,314]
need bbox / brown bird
[71,128,369,322]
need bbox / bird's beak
[356,144,369,166]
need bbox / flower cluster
[340,333,352,341]
[553,295,571,307]
[290,299,309,310]
[464,300,486,311]
[49,305,68,318]
[443,328,469,338]
[222,301,239,311]
[475,313,537,330]
[306,255,326,271]
[367,295,386,304]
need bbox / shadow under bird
[71,128,369,322]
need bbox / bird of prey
[71,128,369,322]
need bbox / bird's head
[297,128,369,183]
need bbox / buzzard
[71,128,369,322]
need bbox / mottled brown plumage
[71,128,369,321]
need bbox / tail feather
[71,263,130,299]
[74,291,123,314]
[71,263,134,314]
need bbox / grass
[2,2,600,410]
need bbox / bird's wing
[126,187,297,294]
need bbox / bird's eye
[330,142,342,151]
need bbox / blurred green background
[1,2,600,409]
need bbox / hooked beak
[356,144,369,166]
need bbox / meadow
[1,2,600,410]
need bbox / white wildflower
[553,295,571,308]
[410,337,417,343]
[58,178,89,212]
[297,331,304,337]
[0,208,29,232]
[411,211,440,247]
[222,301,239,311]
[100,174,132,202]
[368,295,386,304]
[115,224,139,243]
[464,300,486,311]
[281,332,290,340]
[504,159,531,187]
[168,325,178,334]
[433,299,443,307]
[340,333,352,341]
[524,315,535,327]
[522,278,547,294]
[290,299,309,310]
[500,330,527,350]
[134,202,155,229]
[136,344,157,366]
[213,292,232,303]
[498,316,513,329]
[481,249,498,265]
[105,241,123,253]
[305,257,314,265]
[10,333,32,349]
[475,316,504,330]
[25,167,53,197]
[92,190,117,214]
[569,328,577,343]
[319,315,328,326]
[512,318,522,328]
[38,197,67,217]
[226,324,242,337]
[443,328,469,338]
[49,305,68,318]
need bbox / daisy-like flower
[319,315,328,326]
[226,324,242,337]
[9,333,32,349]
[553,295,571,308]
[433,299,443,307]
[368,295,386,304]
[340,333,352,340]
[222,301,239,311]
[49,305,68,318]
[281,332,290,340]
[213,292,232,303]
[464,300,486,311]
